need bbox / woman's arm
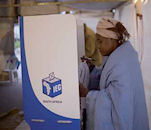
[79,83,89,97]
[94,63,134,130]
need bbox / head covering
[96,18,130,43]
[96,18,119,39]
[84,24,103,66]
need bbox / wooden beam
[0,0,129,8]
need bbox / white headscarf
[96,18,119,39]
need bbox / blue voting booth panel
[20,15,80,130]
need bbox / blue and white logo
[42,72,62,98]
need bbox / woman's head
[96,34,118,56]
[96,18,130,56]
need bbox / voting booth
[20,14,85,130]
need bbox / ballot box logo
[42,72,62,98]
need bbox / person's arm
[106,64,133,130]
[95,63,134,130]
[79,83,89,97]
[88,67,101,90]
[88,57,108,90]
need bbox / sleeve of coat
[106,63,134,130]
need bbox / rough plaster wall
[0,22,12,39]
[75,13,113,32]
[115,2,151,128]
[0,0,15,55]
[0,0,15,17]
[20,0,59,16]
[0,0,19,114]
[142,0,151,89]
[114,4,138,50]
[0,21,15,55]
[76,15,101,32]
[142,1,151,128]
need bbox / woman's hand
[79,83,89,97]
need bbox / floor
[0,77,23,114]
[15,120,30,130]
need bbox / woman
[80,18,149,130]
[79,24,102,130]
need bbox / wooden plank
[0,0,129,8]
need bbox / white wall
[114,3,138,50]
[115,1,151,128]
[142,2,151,127]
[75,12,113,32]
[142,0,151,88]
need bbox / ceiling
[0,0,128,11]
[56,0,127,10]
[64,2,124,10]
[0,0,129,18]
